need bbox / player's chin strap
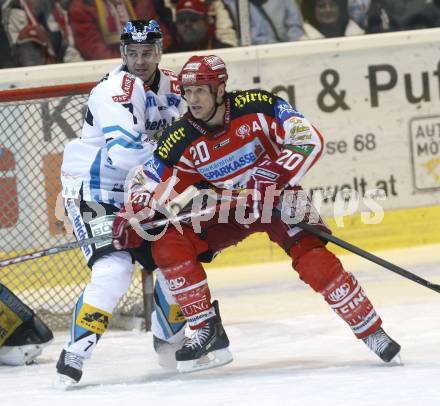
[205,90,226,123]
[204,98,221,122]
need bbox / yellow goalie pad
[0,302,24,346]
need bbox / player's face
[315,0,340,25]
[123,44,161,84]
[184,85,216,121]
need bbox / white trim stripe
[158,169,179,205]
[257,113,280,154]
[172,278,207,295]
[179,155,196,168]
[175,165,198,174]
[351,310,380,334]
[186,307,216,327]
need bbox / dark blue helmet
[120,20,162,45]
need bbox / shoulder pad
[97,73,109,84]
[111,73,138,103]
[155,117,200,165]
[230,89,276,116]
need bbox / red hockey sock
[160,259,215,329]
[152,228,215,329]
[320,271,382,338]
[291,239,382,339]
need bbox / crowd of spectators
[1,0,440,69]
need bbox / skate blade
[388,352,403,365]
[156,351,178,370]
[53,373,78,390]
[177,348,233,373]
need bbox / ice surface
[2,244,440,406]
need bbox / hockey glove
[112,191,156,250]
[245,159,291,217]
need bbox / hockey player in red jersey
[112,54,401,372]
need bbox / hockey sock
[160,260,215,329]
[320,271,382,338]
[291,240,382,339]
[152,227,215,329]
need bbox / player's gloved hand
[112,190,156,250]
[245,159,290,218]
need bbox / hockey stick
[294,220,440,294]
[0,206,215,268]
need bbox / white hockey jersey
[61,65,185,206]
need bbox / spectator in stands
[366,0,440,33]
[0,4,15,68]
[251,0,304,43]
[52,0,83,62]
[348,0,370,28]
[158,0,238,48]
[152,0,176,39]
[224,0,276,45]
[14,22,52,66]
[1,0,83,65]
[168,0,231,52]
[224,0,304,45]
[300,0,364,39]
[68,0,172,60]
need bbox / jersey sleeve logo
[112,73,135,103]
[143,156,165,183]
[157,127,186,159]
[236,124,251,139]
[275,100,303,122]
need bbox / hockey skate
[363,327,401,363]
[175,301,233,373]
[54,349,84,389]
[153,335,184,370]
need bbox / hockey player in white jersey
[55,19,185,388]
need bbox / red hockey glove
[112,191,156,250]
[246,159,290,217]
